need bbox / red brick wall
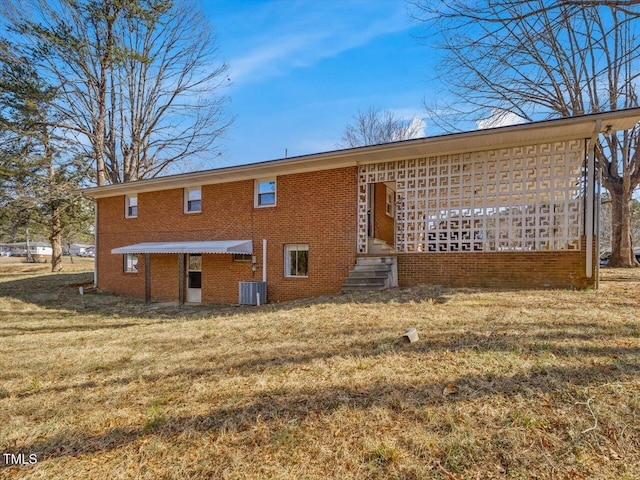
[397,237,596,289]
[97,167,358,303]
[373,183,394,246]
[96,165,594,301]
[251,168,358,301]
[149,254,179,301]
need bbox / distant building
[68,244,94,256]
[4,242,52,258]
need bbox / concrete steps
[341,256,398,291]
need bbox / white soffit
[111,240,253,255]
[83,108,640,199]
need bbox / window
[284,244,308,277]
[255,178,276,207]
[185,187,201,213]
[233,253,252,262]
[124,254,138,273]
[125,194,138,218]
[386,189,394,217]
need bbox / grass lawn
[0,263,639,479]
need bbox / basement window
[125,194,138,218]
[255,178,276,207]
[184,187,202,213]
[284,244,308,277]
[124,254,138,273]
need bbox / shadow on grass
[0,271,447,324]
[10,323,640,401]
[10,333,400,399]
[2,268,639,325]
[7,359,638,465]
[0,321,163,336]
[3,270,640,468]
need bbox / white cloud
[229,31,328,81]
[406,117,427,139]
[390,116,426,141]
[226,3,411,86]
[477,110,526,130]
[387,109,427,139]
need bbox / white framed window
[255,178,276,207]
[184,186,201,213]
[284,244,308,277]
[124,254,138,273]
[125,194,138,218]
[386,189,394,217]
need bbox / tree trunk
[45,132,63,273]
[608,188,638,267]
[49,204,63,272]
[94,64,108,186]
[94,4,117,187]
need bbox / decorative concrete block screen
[357,140,585,254]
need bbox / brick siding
[96,164,595,303]
[397,237,596,289]
[97,167,358,303]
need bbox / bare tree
[1,0,230,186]
[339,106,425,148]
[411,1,640,267]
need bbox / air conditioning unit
[238,281,267,305]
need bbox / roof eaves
[81,108,640,199]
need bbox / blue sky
[201,0,439,168]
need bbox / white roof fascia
[83,108,640,199]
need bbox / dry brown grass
[0,267,639,479]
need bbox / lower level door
[186,253,202,303]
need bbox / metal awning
[111,240,253,255]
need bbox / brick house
[82,109,640,304]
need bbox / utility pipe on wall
[262,239,267,283]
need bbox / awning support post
[596,167,602,289]
[144,253,151,304]
[178,253,185,306]
[93,201,98,287]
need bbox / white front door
[186,254,202,303]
